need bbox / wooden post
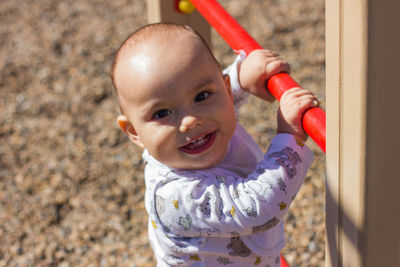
[146,0,211,47]
[326,0,400,266]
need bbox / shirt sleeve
[222,50,250,112]
[153,134,314,238]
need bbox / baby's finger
[281,94,318,113]
[280,88,304,103]
[292,95,320,110]
[265,59,291,78]
[259,49,280,58]
[283,87,315,99]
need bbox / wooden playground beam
[326,0,400,266]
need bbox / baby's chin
[163,149,229,170]
[163,158,219,170]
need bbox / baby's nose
[179,115,201,132]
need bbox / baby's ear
[117,115,144,148]
[223,74,234,103]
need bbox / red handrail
[190,0,326,153]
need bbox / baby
[112,23,317,266]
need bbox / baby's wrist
[224,51,247,92]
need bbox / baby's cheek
[146,129,175,155]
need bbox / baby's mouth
[179,131,216,154]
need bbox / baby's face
[115,34,236,169]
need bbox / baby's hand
[277,87,319,141]
[238,49,290,102]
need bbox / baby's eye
[194,91,211,103]
[153,109,171,119]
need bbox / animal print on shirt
[252,217,280,233]
[267,147,301,179]
[199,192,212,216]
[178,214,192,231]
[227,236,251,257]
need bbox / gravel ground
[0,0,325,266]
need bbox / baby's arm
[222,51,250,110]
[153,135,313,238]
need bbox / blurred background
[0,0,325,266]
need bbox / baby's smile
[179,131,216,154]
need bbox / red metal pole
[190,0,326,153]
[280,254,290,267]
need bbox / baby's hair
[111,22,219,114]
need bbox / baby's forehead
[115,30,211,82]
[116,33,202,81]
[121,29,201,58]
